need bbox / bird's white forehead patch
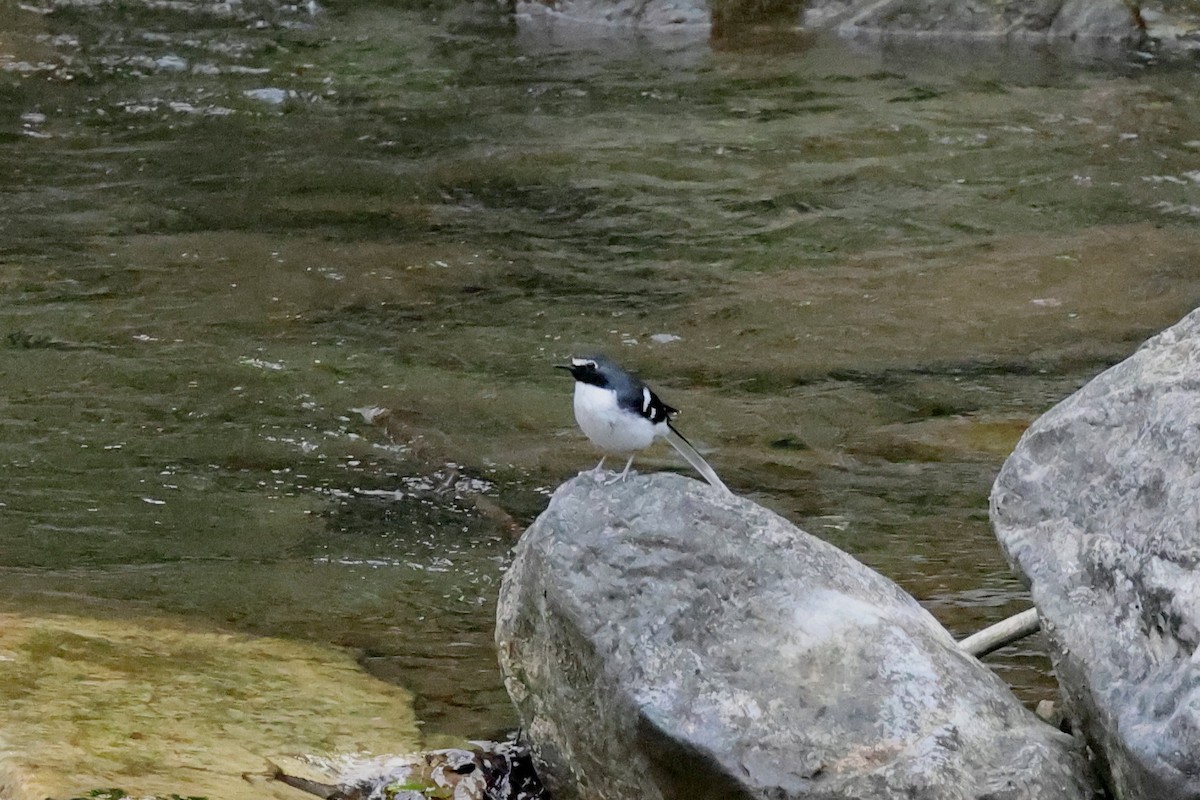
[642,386,651,413]
[571,357,598,368]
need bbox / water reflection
[2,0,1200,747]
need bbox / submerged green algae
[0,612,420,800]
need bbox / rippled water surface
[4,0,1200,742]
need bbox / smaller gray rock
[243,87,292,105]
[803,0,1141,39]
[1140,2,1200,52]
[513,0,710,29]
[992,306,1200,800]
[155,54,189,71]
[497,472,1099,800]
[1050,0,1143,39]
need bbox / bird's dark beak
[554,364,573,373]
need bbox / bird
[556,354,731,495]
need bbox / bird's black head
[555,355,611,388]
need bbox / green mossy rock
[0,612,420,800]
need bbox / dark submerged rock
[497,472,1100,800]
[269,740,547,800]
[992,308,1200,800]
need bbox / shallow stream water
[3,0,1200,743]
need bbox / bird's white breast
[573,382,659,453]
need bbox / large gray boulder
[497,472,1099,800]
[991,308,1200,800]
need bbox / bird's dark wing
[616,380,677,425]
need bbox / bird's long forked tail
[664,423,733,497]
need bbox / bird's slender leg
[620,454,635,480]
[591,456,607,478]
[605,455,636,485]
